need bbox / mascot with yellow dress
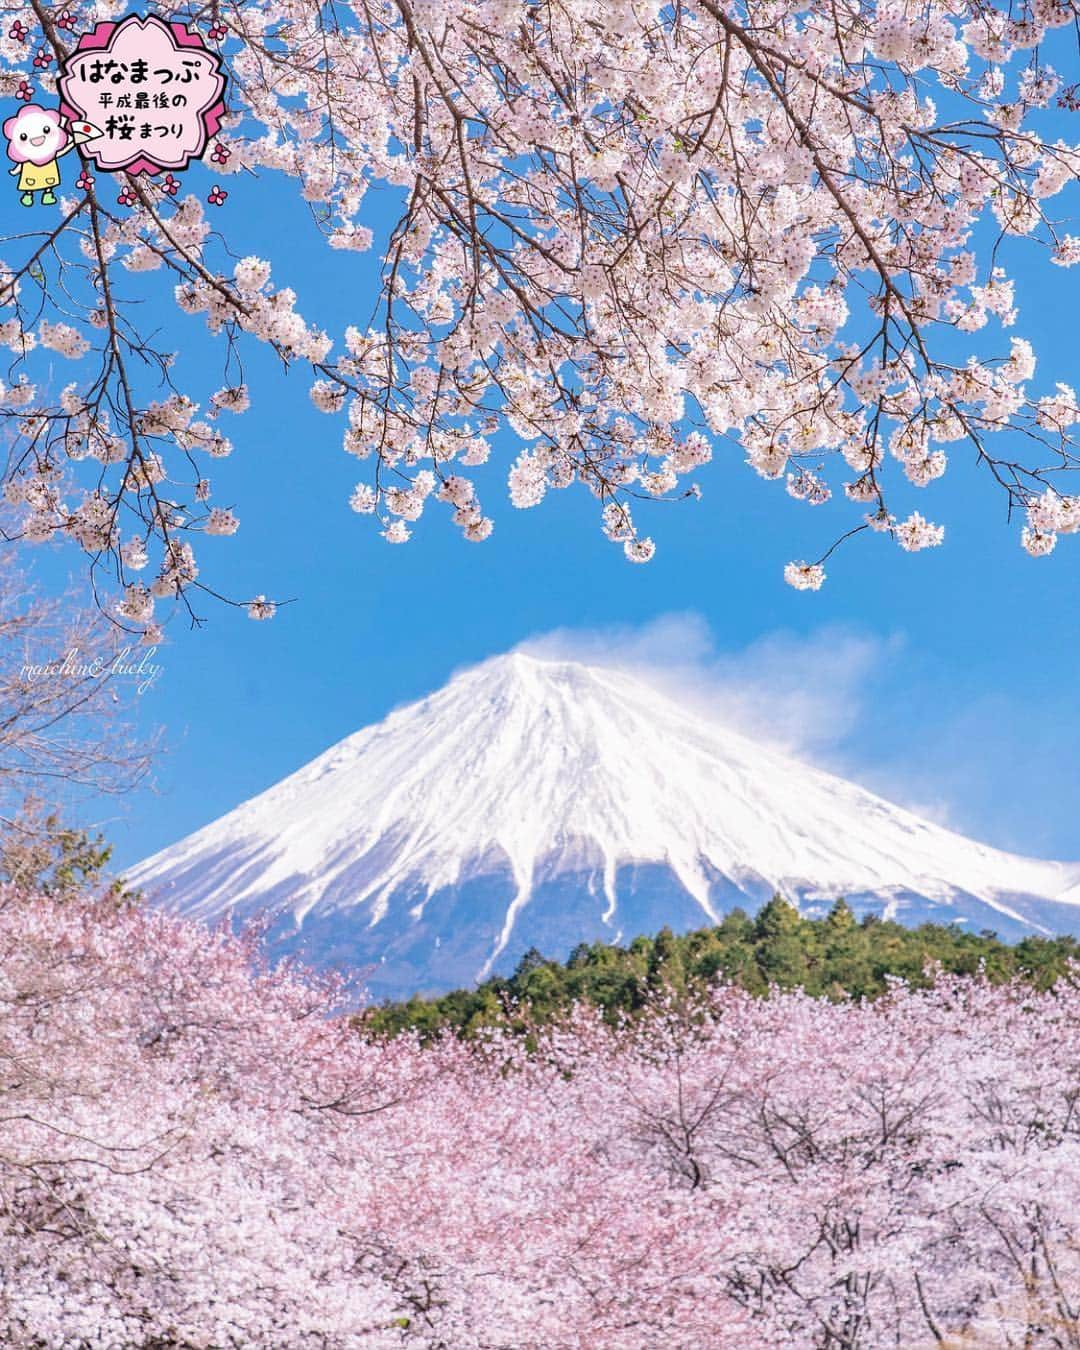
[5,105,101,206]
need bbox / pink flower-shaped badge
[58,16,228,177]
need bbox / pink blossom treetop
[1,0,1080,623]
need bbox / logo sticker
[57,14,227,176]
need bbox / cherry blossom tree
[0,553,154,801]
[2,886,1079,1346]
[0,551,155,897]
[1,0,1080,625]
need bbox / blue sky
[18,128,1080,872]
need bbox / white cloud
[518,613,900,757]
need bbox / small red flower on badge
[207,185,228,206]
[32,46,52,69]
[75,169,94,192]
[207,23,228,40]
[8,20,28,42]
[210,142,231,166]
[56,11,77,31]
[16,81,33,103]
[161,173,180,196]
[117,185,137,208]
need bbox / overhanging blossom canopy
[1,0,1079,627]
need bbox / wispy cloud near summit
[517,613,899,756]
[514,615,1077,861]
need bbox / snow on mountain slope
[128,652,1080,999]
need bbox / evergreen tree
[753,896,811,987]
[821,899,873,997]
[647,925,686,994]
[0,798,135,904]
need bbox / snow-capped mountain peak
[128,652,1080,998]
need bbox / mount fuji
[129,652,1080,1001]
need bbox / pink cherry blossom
[2,887,1079,1345]
[0,0,1078,623]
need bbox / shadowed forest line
[363,897,1080,1039]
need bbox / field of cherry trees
[2,887,1077,1348]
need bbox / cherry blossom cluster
[2,887,1078,1346]
[1,0,1079,621]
